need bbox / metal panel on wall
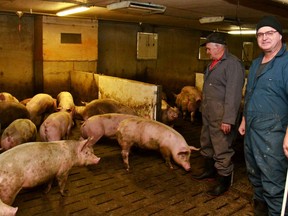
[98,74,161,120]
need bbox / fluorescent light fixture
[199,16,224,24]
[56,6,90,16]
[107,1,166,14]
[228,30,256,35]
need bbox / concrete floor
[13,117,254,216]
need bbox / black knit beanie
[256,16,283,35]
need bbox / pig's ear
[79,137,94,151]
[189,146,200,152]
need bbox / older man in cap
[238,16,288,215]
[192,32,245,196]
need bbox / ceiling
[1,0,288,33]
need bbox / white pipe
[281,169,288,216]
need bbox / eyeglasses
[256,30,278,39]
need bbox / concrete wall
[0,13,261,103]
[0,13,34,100]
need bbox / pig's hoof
[60,190,69,197]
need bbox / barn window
[61,33,82,44]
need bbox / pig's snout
[183,163,191,171]
[93,156,101,164]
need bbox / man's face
[205,43,222,60]
[256,26,282,52]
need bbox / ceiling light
[199,16,224,24]
[228,30,256,35]
[107,1,166,14]
[56,5,90,17]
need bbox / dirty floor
[13,116,254,216]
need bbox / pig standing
[1,119,37,151]
[161,100,179,127]
[0,138,100,206]
[0,199,17,216]
[116,117,199,171]
[80,113,137,144]
[26,93,57,127]
[78,99,137,120]
[0,92,19,103]
[175,86,202,122]
[39,111,74,142]
[57,91,75,113]
[0,101,30,130]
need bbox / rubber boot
[192,157,216,180]
[207,174,232,196]
[253,199,268,216]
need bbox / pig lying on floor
[116,117,200,171]
[0,138,100,208]
[80,113,137,145]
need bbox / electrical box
[137,32,158,59]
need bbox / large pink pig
[80,113,137,145]
[0,138,100,206]
[39,111,74,141]
[116,117,199,171]
[26,93,57,127]
[1,119,37,151]
[57,91,75,113]
[0,199,17,216]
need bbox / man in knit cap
[192,32,245,196]
[239,16,288,216]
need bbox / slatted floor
[13,116,254,216]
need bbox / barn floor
[13,115,254,216]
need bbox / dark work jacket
[202,51,245,125]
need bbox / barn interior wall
[0,13,259,102]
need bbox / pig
[175,86,202,122]
[79,98,137,120]
[57,91,75,113]
[116,117,199,171]
[161,100,179,127]
[1,119,37,151]
[0,199,17,216]
[26,93,57,127]
[39,111,74,142]
[0,138,100,206]
[0,101,30,129]
[80,113,137,145]
[0,92,19,103]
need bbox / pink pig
[26,93,57,127]
[0,199,18,216]
[1,119,37,151]
[0,138,100,206]
[39,111,74,141]
[116,117,199,171]
[80,113,137,145]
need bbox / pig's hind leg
[159,146,174,169]
[56,172,69,196]
[120,143,132,171]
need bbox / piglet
[0,199,17,216]
[161,100,179,127]
[26,93,57,127]
[80,113,137,145]
[39,111,74,142]
[0,138,100,206]
[116,117,199,171]
[1,119,37,151]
